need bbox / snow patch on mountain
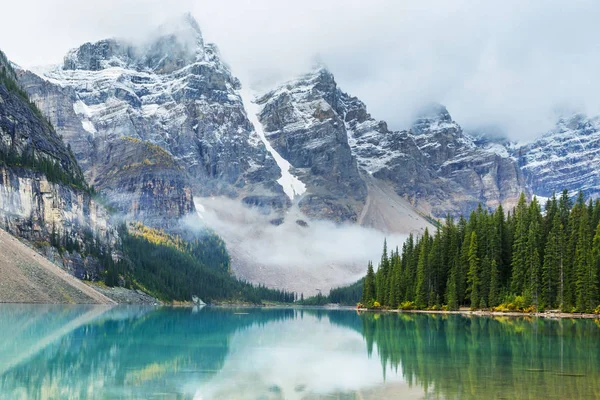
[72,100,96,134]
[239,88,306,200]
[518,114,600,199]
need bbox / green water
[0,306,599,399]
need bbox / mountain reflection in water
[0,306,599,399]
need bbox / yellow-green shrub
[399,301,416,310]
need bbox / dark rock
[295,219,308,227]
[269,218,284,226]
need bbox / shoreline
[0,301,598,319]
[356,307,600,319]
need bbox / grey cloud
[2,0,600,141]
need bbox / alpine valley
[2,13,599,301]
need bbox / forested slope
[361,190,600,313]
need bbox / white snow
[81,120,97,135]
[193,198,205,220]
[238,88,306,200]
[73,101,97,134]
[72,100,91,118]
[141,104,160,117]
[484,143,510,158]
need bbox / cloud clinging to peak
[2,0,600,141]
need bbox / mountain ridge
[14,13,600,295]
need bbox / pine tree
[566,192,586,310]
[542,213,562,309]
[575,207,593,312]
[445,218,460,310]
[415,229,430,308]
[526,220,542,308]
[387,248,401,308]
[362,261,376,305]
[489,259,499,307]
[511,193,529,294]
[466,232,480,310]
[558,189,572,227]
[376,240,389,304]
[404,234,417,301]
[428,228,444,306]
[589,222,600,311]
[457,220,470,305]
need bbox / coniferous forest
[46,222,296,304]
[361,191,600,313]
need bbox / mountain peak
[153,12,204,45]
[63,13,207,73]
[411,103,456,134]
[415,103,452,122]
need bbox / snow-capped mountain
[18,13,600,293]
[267,68,527,218]
[19,13,287,230]
[516,114,600,200]
[19,12,532,230]
[256,67,368,222]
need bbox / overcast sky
[2,0,600,141]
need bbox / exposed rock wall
[1,50,115,281]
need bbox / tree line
[111,224,296,304]
[46,221,296,304]
[0,147,89,193]
[300,279,364,306]
[361,191,600,313]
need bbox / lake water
[0,306,599,399]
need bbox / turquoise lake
[0,305,599,399]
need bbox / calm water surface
[0,305,599,399]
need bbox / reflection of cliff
[0,307,294,399]
[354,313,600,400]
[0,305,114,375]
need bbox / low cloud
[184,197,406,295]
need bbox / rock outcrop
[516,114,600,199]
[19,14,284,230]
[339,91,527,216]
[256,68,367,221]
[92,137,194,230]
[0,49,115,281]
[261,67,528,219]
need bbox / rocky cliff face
[262,67,528,218]
[516,114,600,199]
[91,136,194,230]
[19,14,285,231]
[256,68,367,221]
[0,50,115,280]
[21,15,530,225]
[339,90,527,216]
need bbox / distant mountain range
[2,13,599,294]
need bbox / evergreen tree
[589,222,600,311]
[489,259,499,307]
[415,229,430,308]
[362,261,376,305]
[466,232,480,310]
[353,190,600,314]
[387,248,401,308]
[575,207,594,312]
[511,193,529,294]
[375,240,389,304]
[566,192,586,309]
[542,213,563,309]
